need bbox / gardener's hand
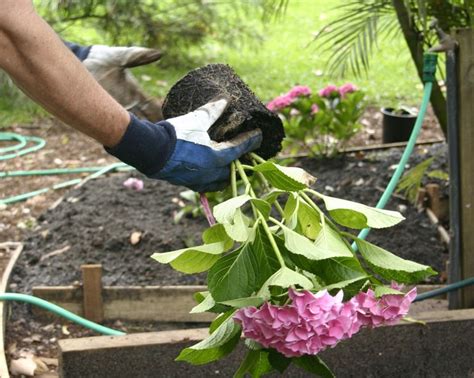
[106,98,262,192]
[65,41,163,121]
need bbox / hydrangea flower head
[267,94,294,112]
[351,283,417,327]
[235,289,360,357]
[339,83,358,97]
[318,85,339,98]
[288,85,312,99]
[234,284,416,357]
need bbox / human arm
[0,0,129,147]
[0,1,262,192]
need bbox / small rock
[397,204,408,213]
[130,231,143,246]
[324,185,335,192]
[31,334,42,342]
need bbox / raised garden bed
[5,143,450,376]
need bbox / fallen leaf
[130,231,142,245]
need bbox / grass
[1,0,422,127]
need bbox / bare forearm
[0,0,129,147]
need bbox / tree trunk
[392,0,447,137]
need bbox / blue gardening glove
[106,98,262,192]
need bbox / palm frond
[312,1,397,78]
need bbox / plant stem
[230,162,237,198]
[260,216,286,268]
[249,152,266,164]
[200,193,216,226]
[235,160,286,268]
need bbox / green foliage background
[1,0,422,126]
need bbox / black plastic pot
[381,107,417,143]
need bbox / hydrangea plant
[152,153,435,377]
[268,84,365,157]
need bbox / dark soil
[10,143,448,294]
[162,64,285,159]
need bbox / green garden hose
[0,132,46,160]
[0,293,124,336]
[353,53,438,245]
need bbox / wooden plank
[0,242,23,378]
[58,309,474,378]
[32,285,213,322]
[103,286,213,322]
[456,28,474,308]
[81,264,104,323]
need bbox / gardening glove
[105,97,262,192]
[64,41,163,121]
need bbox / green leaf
[268,350,291,374]
[192,291,230,314]
[297,201,321,239]
[220,296,264,308]
[313,224,354,257]
[281,223,352,261]
[356,239,437,284]
[294,355,334,378]
[213,194,252,223]
[283,193,299,229]
[151,242,227,273]
[260,267,313,295]
[176,316,240,365]
[323,277,369,292]
[210,310,236,333]
[223,209,254,242]
[319,194,405,229]
[262,189,286,204]
[374,285,404,297]
[203,224,233,249]
[427,169,449,180]
[291,255,367,284]
[234,350,273,378]
[190,292,216,313]
[208,228,278,302]
[253,162,316,191]
[251,198,271,220]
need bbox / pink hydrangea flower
[287,85,312,99]
[311,104,319,114]
[339,83,358,97]
[351,283,417,327]
[318,84,339,98]
[234,289,360,357]
[267,94,294,112]
[234,284,416,357]
[123,178,144,191]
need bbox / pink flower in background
[234,284,416,357]
[339,83,358,97]
[311,104,319,114]
[351,283,417,327]
[123,178,144,191]
[288,85,312,99]
[318,84,339,98]
[267,94,294,112]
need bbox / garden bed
[5,143,449,376]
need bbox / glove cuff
[105,114,177,176]
[64,41,92,62]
